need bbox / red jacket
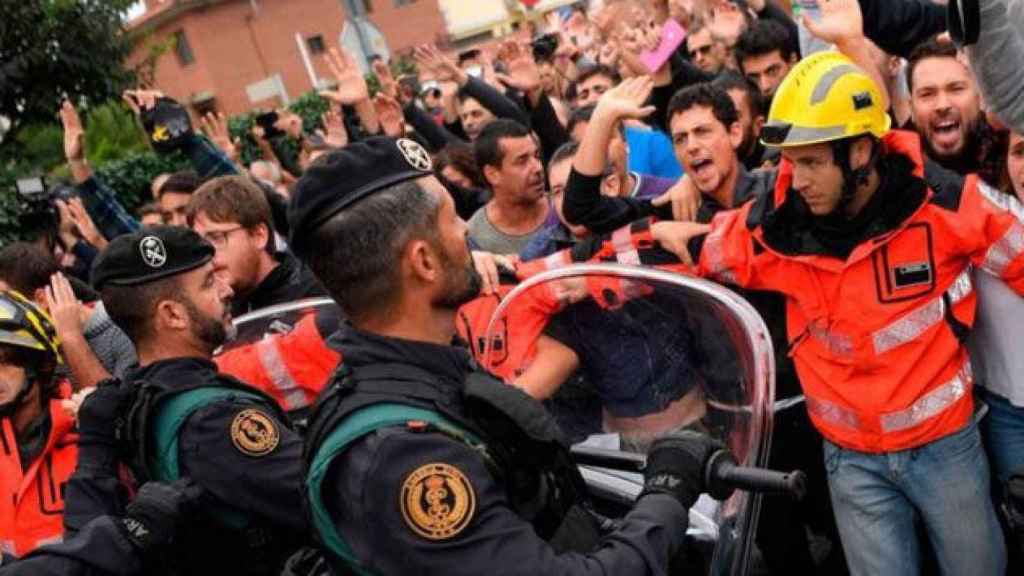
[0,398,79,557]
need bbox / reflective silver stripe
[872,269,973,355]
[544,251,568,270]
[763,122,848,144]
[810,64,859,104]
[806,396,862,430]
[808,322,854,356]
[982,222,1024,276]
[879,361,972,433]
[611,226,640,266]
[701,225,736,284]
[256,339,308,411]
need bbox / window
[394,0,416,6]
[306,34,326,55]
[173,30,195,66]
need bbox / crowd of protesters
[1,0,1024,574]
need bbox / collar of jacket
[129,357,220,392]
[327,323,475,388]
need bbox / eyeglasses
[200,226,245,247]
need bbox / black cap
[91,226,215,290]
[288,137,434,254]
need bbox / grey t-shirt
[467,206,545,255]
[84,300,138,379]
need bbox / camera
[531,33,560,62]
[14,176,78,245]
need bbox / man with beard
[290,137,723,575]
[907,37,1004,185]
[77,226,307,575]
[468,120,550,254]
[712,72,778,170]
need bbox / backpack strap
[306,403,483,575]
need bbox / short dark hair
[457,48,482,66]
[574,64,621,91]
[435,143,486,189]
[102,276,183,344]
[158,170,201,198]
[0,243,59,295]
[474,119,532,170]
[735,20,794,68]
[906,37,961,95]
[549,141,581,168]
[667,83,739,130]
[712,71,765,118]
[301,180,440,323]
[138,202,162,219]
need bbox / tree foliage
[0,0,137,147]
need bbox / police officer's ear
[154,297,191,333]
[405,236,444,286]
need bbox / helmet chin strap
[829,138,879,215]
[0,367,40,420]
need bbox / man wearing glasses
[187,175,325,315]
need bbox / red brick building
[127,0,449,115]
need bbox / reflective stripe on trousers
[806,360,972,434]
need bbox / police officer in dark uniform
[290,137,723,575]
[70,226,307,575]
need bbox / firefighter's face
[1007,131,1024,201]
[0,360,28,406]
[783,143,847,216]
[422,178,481,309]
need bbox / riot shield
[221,297,336,352]
[480,264,776,576]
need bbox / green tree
[0,0,137,151]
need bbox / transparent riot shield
[220,297,336,352]
[481,264,776,576]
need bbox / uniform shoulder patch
[400,462,476,541]
[230,408,280,457]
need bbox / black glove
[120,479,205,552]
[77,378,135,448]
[640,431,724,508]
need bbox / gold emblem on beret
[400,463,475,540]
[230,409,280,457]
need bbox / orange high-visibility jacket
[674,131,1024,452]
[0,399,79,557]
[216,310,340,413]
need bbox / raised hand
[413,44,467,87]
[199,111,238,161]
[595,76,657,121]
[495,40,542,95]
[60,101,85,162]
[122,89,164,116]
[322,47,370,105]
[45,272,88,344]
[66,197,107,249]
[803,0,865,46]
[372,59,399,100]
[320,108,348,148]
[373,94,405,138]
[708,1,747,46]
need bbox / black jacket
[232,250,327,316]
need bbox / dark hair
[567,105,596,136]
[301,179,440,323]
[457,49,482,66]
[667,83,739,130]
[474,119,532,170]
[906,37,961,95]
[712,71,765,118]
[435,143,486,189]
[574,64,621,90]
[157,170,201,198]
[0,243,59,295]
[735,20,794,68]
[102,276,183,344]
[138,202,162,219]
[549,141,581,168]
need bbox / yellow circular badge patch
[230,409,280,457]
[400,463,476,540]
